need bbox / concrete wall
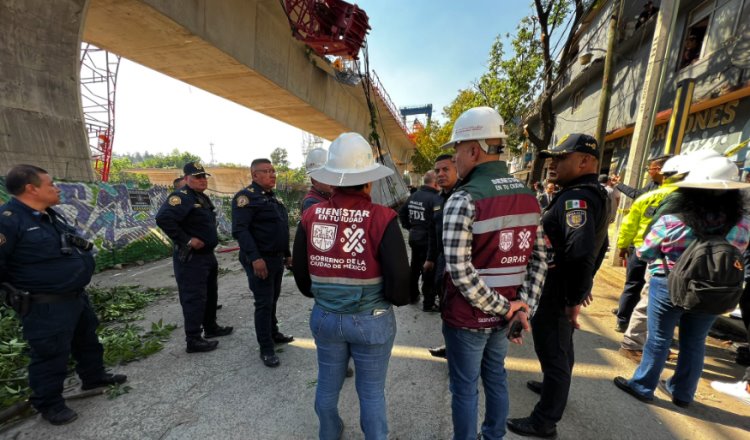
[0,0,95,181]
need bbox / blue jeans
[443,324,510,440]
[628,275,717,402]
[310,304,396,440]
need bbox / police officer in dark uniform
[425,154,459,357]
[156,162,233,354]
[0,164,126,425]
[232,158,293,368]
[508,134,609,438]
[398,171,442,308]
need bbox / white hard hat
[309,132,394,186]
[305,148,328,174]
[675,155,750,190]
[441,106,508,153]
[663,149,721,181]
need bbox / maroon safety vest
[442,162,541,329]
[301,190,395,285]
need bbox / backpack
[665,234,745,314]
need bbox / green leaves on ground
[88,285,171,322]
[0,285,176,415]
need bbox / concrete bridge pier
[0,0,95,181]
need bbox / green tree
[524,0,585,182]
[107,157,150,187]
[140,149,201,169]
[270,148,290,170]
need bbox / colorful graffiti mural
[0,178,232,270]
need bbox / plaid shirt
[638,214,750,276]
[443,189,547,332]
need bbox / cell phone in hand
[507,319,524,340]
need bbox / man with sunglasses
[156,162,233,354]
[232,158,293,368]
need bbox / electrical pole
[209,142,215,165]
[595,0,625,168]
[609,0,681,265]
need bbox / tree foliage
[270,147,290,170]
[524,0,585,182]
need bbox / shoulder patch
[564,199,587,210]
[0,233,5,246]
[236,195,249,207]
[566,209,587,229]
[168,195,182,206]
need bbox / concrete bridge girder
[1,0,414,200]
[82,0,414,171]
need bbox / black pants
[530,298,574,429]
[616,250,647,325]
[409,243,434,306]
[22,293,105,412]
[243,255,284,357]
[173,252,219,341]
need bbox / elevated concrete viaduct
[1,0,414,203]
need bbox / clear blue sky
[113,1,531,167]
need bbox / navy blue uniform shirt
[541,174,609,307]
[231,181,290,262]
[0,198,95,293]
[398,185,441,246]
[155,186,219,252]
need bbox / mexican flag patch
[564,199,587,210]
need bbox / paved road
[2,245,748,439]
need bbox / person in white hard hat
[616,150,718,360]
[292,132,410,440]
[301,147,334,214]
[439,106,547,440]
[614,155,750,408]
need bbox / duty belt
[30,290,82,303]
[261,252,286,257]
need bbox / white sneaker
[710,380,750,405]
[729,307,742,319]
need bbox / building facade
[520,0,750,183]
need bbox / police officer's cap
[539,134,599,159]
[183,161,211,177]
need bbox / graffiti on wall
[0,178,232,270]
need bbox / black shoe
[272,333,294,344]
[506,416,557,438]
[81,373,128,390]
[204,325,233,338]
[345,366,354,378]
[657,379,690,408]
[429,346,446,358]
[526,380,542,395]
[41,405,78,425]
[186,338,218,353]
[613,376,653,403]
[261,353,280,368]
[615,321,628,333]
[422,304,440,313]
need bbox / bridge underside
[1,0,413,195]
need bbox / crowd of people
[1,105,749,438]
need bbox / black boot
[41,405,78,425]
[186,337,218,353]
[81,373,128,390]
[204,325,233,338]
